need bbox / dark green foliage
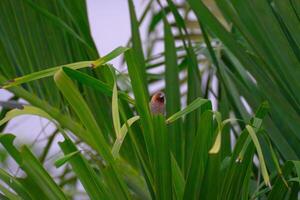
[0,0,299,199]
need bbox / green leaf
[92,46,129,68]
[0,77,95,149]
[54,150,80,168]
[183,110,214,199]
[219,129,255,200]
[0,134,68,200]
[288,161,300,184]
[59,138,112,200]
[0,106,52,126]
[0,0,98,107]
[1,46,128,89]
[62,67,135,105]
[54,69,109,158]
[218,102,270,199]
[148,6,170,34]
[0,183,22,200]
[1,61,91,89]
[0,169,31,200]
[246,125,270,188]
[112,116,140,158]
[267,160,299,199]
[189,0,300,161]
[153,115,172,200]
[23,0,96,55]
[171,155,185,200]
[54,68,130,199]
[166,98,210,124]
[208,112,223,154]
[125,49,154,161]
[237,102,269,162]
[163,15,183,166]
[209,115,243,154]
[112,82,121,138]
[127,0,148,93]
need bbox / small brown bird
[149,92,165,115]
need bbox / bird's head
[151,92,165,104]
[150,92,165,115]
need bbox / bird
[149,92,165,115]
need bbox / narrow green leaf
[127,0,148,93]
[115,159,151,200]
[183,110,214,199]
[148,6,170,34]
[0,169,32,200]
[166,98,210,124]
[0,0,97,107]
[219,130,255,199]
[210,117,243,154]
[112,116,140,158]
[0,183,22,200]
[54,69,130,199]
[290,161,300,184]
[163,15,183,166]
[54,150,80,168]
[0,76,95,148]
[0,134,68,200]
[246,125,270,188]
[0,106,51,126]
[263,133,283,176]
[0,104,90,149]
[59,138,112,200]
[236,136,252,163]
[171,155,185,200]
[125,49,154,162]
[24,0,96,55]
[1,61,91,89]
[267,161,294,199]
[54,69,109,159]
[2,46,127,89]
[153,115,172,200]
[62,67,135,105]
[112,82,121,138]
[209,112,223,154]
[92,47,129,68]
[118,101,156,198]
[237,102,269,161]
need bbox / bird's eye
[158,95,165,102]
